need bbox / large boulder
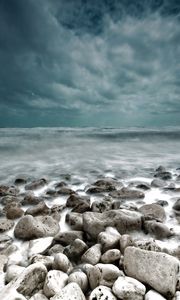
[14,215,59,240]
[139,204,166,222]
[0,262,47,299]
[124,247,179,297]
[50,282,86,300]
[83,209,142,239]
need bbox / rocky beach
[0,128,180,300]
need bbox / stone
[0,254,7,272]
[91,198,113,213]
[173,199,180,212]
[112,276,146,300]
[81,244,102,265]
[66,194,90,209]
[86,263,122,289]
[151,179,166,188]
[143,220,173,239]
[101,249,121,263]
[30,292,48,300]
[156,200,169,207]
[25,201,50,217]
[43,270,68,298]
[123,247,179,297]
[139,203,166,222]
[53,253,72,273]
[29,254,54,270]
[66,212,83,230]
[109,187,144,199]
[5,203,24,219]
[83,209,142,240]
[22,193,43,205]
[0,288,27,300]
[14,177,27,185]
[119,234,134,254]
[154,171,172,180]
[48,244,65,256]
[64,238,88,261]
[0,185,19,197]
[54,231,84,246]
[133,238,161,252]
[5,265,25,283]
[14,215,60,240]
[89,285,117,300]
[25,179,47,190]
[145,289,167,300]
[28,237,53,257]
[57,187,75,195]
[0,218,14,232]
[50,282,86,300]
[68,271,88,293]
[1,195,21,206]
[173,291,180,300]
[98,229,120,252]
[0,262,47,298]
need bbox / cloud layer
[0,0,180,127]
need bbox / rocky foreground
[0,166,180,300]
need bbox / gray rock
[0,254,7,272]
[143,220,173,239]
[89,285,117,300]
[66,194,90,211]
[57,187,75,195]
[14,215,59,240]
[66,212,83,230]
[173,199,180,213]
[25,201,50,217]
[22,193,43,206]
[5,265,25,283]
[25,179,47,191]
[133,238,161,252]
[30,292,48,300]
[139,203,166,222]
[28,237,53,257]
[112,275,146,300]
[43,270,68,298]
[98,227,120,252]
[5,203,24,220]
[151,179,166,188]
[29,254,54,270]
[50,282,86,300]
[14,177,27,185]
[145,290,167,300]
[0,185,19,197]
[0,218,14,232]
[0,262,47,298]
[53,253,72,273]
[119,234,134,254]
[109,187,144,199]
[64,238,88,261]
[101,249,121,263]
[0,288,27,300]
[91,197,113,213]
[48,244,64,256]
[68,271,88,293]
[0,235,13,253]
[154,171,172,180]
[81,244,102,265]
[83,209,142,239]
[123,246,179,297]
[54,231,84,246]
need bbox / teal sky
[0,0,180,127]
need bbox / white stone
[101,249,121,263]
[173,291,180,300]
[81,244,101,265]
[124,246,179,297]
[145,290,167,300]
[53,253,72,273]
[43,270,68,298]
[30,291,49,300]
[28,237,53,257]
[50,282,86,300]
[89,285,117,300]
[68,271,88,293]
[113,276,146,300]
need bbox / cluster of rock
[0,166,180,299]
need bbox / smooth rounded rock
[145,289,167,300]
[101,249,121,263]
[68,271,88,293]
[89,285,117,300]
[53,253,72,273]
[43,270,68,298]
[81,244,101,265]
[50,282,86,300]
[139,203,166,222]
[113,276,146,300]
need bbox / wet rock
[66,194,90,209]
[22,193,43,205]
[0,185,19,197]
[43,270,68,298]
[98,227,120,252]
[81,244,102,265]
[48,244,64,256]
[29,254,54,270]
[129,181,151,190]
[109,187,144,199]
[156,200,169,207]
[173,199,180,213]
[143,220,173,239]
[57,187,75,195]
[113,275,146,300]
[83,209,142,240]
[101,249,121,263]
[55,181,67,189]
[87,179,118,194]
[124,246,179,297]
[25,178,47,191]
[145,289,167,300]
[164,183,176,190]
[154,171,172,180]
[66,212,83,230]
[54,231,84,246]
[14,215,60,240]
[1,195,21,206]
[89,285,117,300]
[151,179,166,188]
[156,166,166,172]
[5,265,25,283]
[86,263,122,289]
[0,262,47,298]
[119,234,134,254]
[14,177,27,185]
[139,203,166,222]
[50,282,86,300]
[68,271,88,293]
[0,218,14,232]
[0,235,13,252]
[133,238,161,252]
[5,203,24,219]
[25,201,50,217]
[64,238,88,261]
[28,237,53,257]
[91,197,113,213]
[53,253,72,273]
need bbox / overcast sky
[0,0,180,127]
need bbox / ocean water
[0,127,180,184]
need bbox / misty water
[0,127,180,274]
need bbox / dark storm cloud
[0,0,180,127]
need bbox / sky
[0,0,180,128]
